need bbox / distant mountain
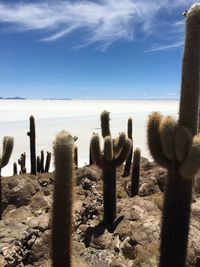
[0,96,26,100]
[42,98,72,100]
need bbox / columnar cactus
[27,115,36,175]
[52,130,74,267]
[13,162,17,176]
[37,156,40,173]
[74,146,78,170]
[0,136,14,219]
[147,5,200,266]
[18,152,26,174]
[90,111,132,224]
[123,118,133,177]
[130,148,140,197]
[40,150,44,173]
[44,151,51,172]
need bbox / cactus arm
[180,134,200,179]
[0,137,14,168]
[114,132,126,156]
[90,134,109,169]
[0,136,14,220]
[101,110,111,137]
[147,112,170,169]
[175,126,192,162]
[115,138,132,166]
[159,116,177,161]
[103,136,113,162]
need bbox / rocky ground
[0,158,200,267]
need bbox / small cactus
[123,118,133,177]
[90,111,132,224]
[52,130,74,267]
[40,150,44,173]
[27,115,36,175]
[18,152,26,174]
[13,162,18,176]
[0,136,14,220]
[44,151,51,172]
[36,156,41,173]
[130,148,140,197]
[74,146,78,170]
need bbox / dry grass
[134,242,159,267]
[146,192,164,210]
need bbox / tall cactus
[27,115,36,175]
[90,111,132,224]
[123,118,133,176]
[147,5,200,266]
[0,136,14,220]
[52,131,74,267]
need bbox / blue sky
[0,0,197,99]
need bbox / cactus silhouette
[74,146,78,170]
[36,156,40,173]
[147,5,200,266]
[18,152,26,174]
[130,148,140,197]
[13,162,17,176]
[27,115,36,175]
[90,111,132,224]
[44,151,51,172]
[52,130,74,267]
[123,118,133,177]
[0,136,14,220]
[40,150,44,173]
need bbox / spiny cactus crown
[148,112,200,179]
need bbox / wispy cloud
[0,0,197,50]
[145,41,184,53]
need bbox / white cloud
[145,41,184,52]
[0,0,197,50]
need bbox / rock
[120,237,136,260]
[76,165,101,185]
[2,174,40,209]
[0,160,199,267]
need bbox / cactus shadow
[83,215,124,248]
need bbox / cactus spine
[0,136,14,220]
[52,131,74,267]
[90,111,132,224]
[147,5,200,266]
[27,115,36,175]
[130,148,140,197]
[123,118,133,177]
